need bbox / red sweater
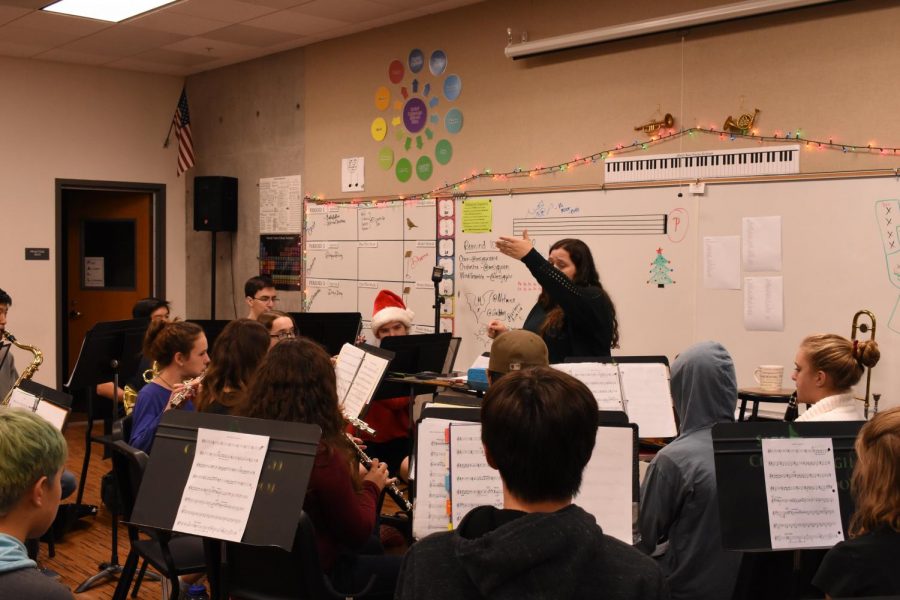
[303,441,379,570]
[358,395,410,442]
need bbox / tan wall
[0,57,185,388]
[303,0,900,198]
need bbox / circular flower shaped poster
[371,48,463,183]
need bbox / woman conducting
[236,337,399,598]
[490,231,619,362]
[791,333,880,421]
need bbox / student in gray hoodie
[0,409,73,600]
[638,341,743,600]
[396,366,668,600]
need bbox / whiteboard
[305,178,899,411]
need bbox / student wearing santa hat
[356,290,415,475]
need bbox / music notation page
[762,437,844,549]
[448,423,502,529]
[618,363,677,438]
[551,362,624,411]
[413,418,455,540]
[575,426,634,544]
[173,428,269,542]
[335,343,390,420]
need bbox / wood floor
[40,420,164,600]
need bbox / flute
[169,374,204,408]
[346,434,412,513]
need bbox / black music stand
[375,332,452,398]
[66,318,146,592]
[130,411,321,600]
[288,312,362,356]
[187,319,232,351]
[713,420,863,600]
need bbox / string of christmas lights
[306,126,900,204]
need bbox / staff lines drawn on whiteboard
[512,214,668,237]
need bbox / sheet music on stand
[553,359,676,438]
[334,343,394,420]
[3,380,72,431]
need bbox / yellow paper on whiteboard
[461,198,492,233]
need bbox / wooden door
[65,190,153,377]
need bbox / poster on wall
[259,234,302,291]
[259,175,302,234]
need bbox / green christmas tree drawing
[648,247,674,288]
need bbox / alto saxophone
[1,331,43,405]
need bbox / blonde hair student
[792,334,880,422]
[812,406,900,597]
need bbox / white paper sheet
[341,157,365,192]
[703,236,741,289]
[334,343,390,420]
[449,423,503,528]
[259,175,302,234]
[84,257,104,287]
[618,363,677,438]
[742,216,783,272]
[551,362,624,411]
[744,276,784,331]
[173,428,269,542]
[576,426,634,544]
[413,418,454,539]
[6,388,68,430]
[762,437,844,549]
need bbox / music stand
[65,318,146,592]
[130,411,321,599]
[289,312,362,356]
[376,332,452,398]
[187,319,232,351]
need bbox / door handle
[69,310,82,320]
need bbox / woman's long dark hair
[238,337,350,451]
[195,319,269,413]
[538,238,619,347]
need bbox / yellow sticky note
[461,198,492,233]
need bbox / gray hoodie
[638,341,743,600]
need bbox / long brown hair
[849,406,900,537]
[801,334,880,390]
[194,319,269,413]
[238,337,350,452]
[257,309,290,332]
[538,238,619,347]
[142,319,203,368]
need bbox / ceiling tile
[13,10,110,35]
[134,47,221,66]
[0,0,49,8]
[0,39,44,56]
[0,5,30,25]
[167,0,277,23]
[0,23,83,47]
[106,56,192,75]
[245,9,345,35]
[202,23,299,47]
[163,36,257,59]
[36,47,115,65]
[291,0,392,22]
[239,0,315,8]
[128,10,230,36]
[63,24,186,56]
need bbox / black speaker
[194,176,238,232]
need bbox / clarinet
[784,391,799,422]
[346,434,412,513]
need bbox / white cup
[753,365,784,392]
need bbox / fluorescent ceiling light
[43,0,178,23]
[505,0,839,59]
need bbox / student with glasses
[245,275,278,320]
[257,310,296,349]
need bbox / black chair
[211,511,374,600]
[110,440,206,600]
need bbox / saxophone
[1,331,43,405]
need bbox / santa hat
[371,290,414,334]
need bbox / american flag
[173,88,194,176]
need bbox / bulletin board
[306,176,899,407]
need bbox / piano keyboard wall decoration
[604,144,800,183]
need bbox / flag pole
[162,118,176,148]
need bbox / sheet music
[413,418,454,540]
[762,437,844,550]
[173,428,269,542]
[449,423,503,529]
[551,363,624,411]
[5,388,68,431]
[334,343,389,419]
[576,426,634,544]
[618,363,677,438]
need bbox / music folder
[130,411,321,550]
